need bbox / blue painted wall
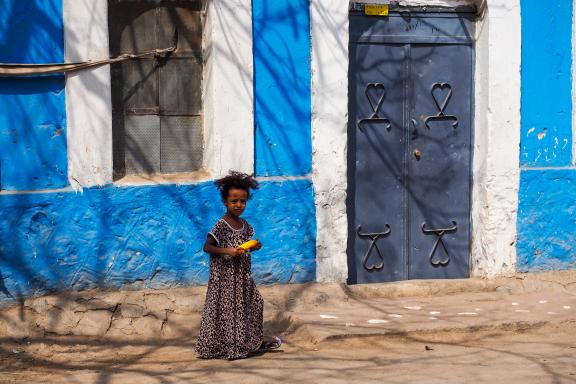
[0,0,68,191]
[517,170,576,271]
[517,1,576,272]
[253,0,312,177]
[520,0,573,166]
[0,181,316,306]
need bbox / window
[108,0,203,180]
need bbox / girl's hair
[215,171,259,199]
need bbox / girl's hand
[228,247,246,257]
[252,239,262,251]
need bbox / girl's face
[224,188,248,218]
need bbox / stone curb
[0,271,573,340]
[287,318,576,347]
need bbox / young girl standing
[195,171,281,360]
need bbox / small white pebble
[404,306,422,311]
[547,312,557,315]
[388,314,403,318]
[563,306,571,310]
[539,300,548,304]
[345,322,356,327]
[511,302,520,306]
[320,314,337,319]
[515,309,530,313]
[457,312,478,316]
[429,311,441,315]
[429,317,438,320]
[367,319,389,324]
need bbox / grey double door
[347,12,475,284]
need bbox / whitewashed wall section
[311,0,351,283]
[310,0,522,281]
[203,0,254,178]
[63,0,113,189]
[471,0,521,277]
[63,0,254,188]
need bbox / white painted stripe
[63,0,113,189]
[311,0,350,283]
[255,175,312,183]
[0,187,76,196]
[203,0,254,179]
[470,0,521,277]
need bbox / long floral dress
[195,218,264,359]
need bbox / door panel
[408,44,472,279]
[350,43,407,283]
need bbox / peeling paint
[537,128,547,140]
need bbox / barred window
[108,0,203,180]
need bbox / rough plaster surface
[63,0,113,189]
[203,0,254,178]
[517,170,576,271]
[310,0,350,282]
[0,180,316,306]
[471,0,521,277]
[311,0,521,281]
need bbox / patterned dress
[195,218,264,359]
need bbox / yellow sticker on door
[365,4,389,16]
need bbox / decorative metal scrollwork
[357,225,391,271]
[421,221,458,266]
[357,83,392,132]
[424,83,458,129]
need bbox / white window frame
[63,0,254,189]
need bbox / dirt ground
[0,322,575,384]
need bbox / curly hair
[215,171,259,199]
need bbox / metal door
[347,10,475,284]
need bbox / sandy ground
[0,322,575,384]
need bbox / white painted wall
[203,0,254,178]
[311,0,351,283]
[63,0,113,189]
[311,0,522,281]
[471,0,521,277]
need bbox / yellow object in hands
[239,239,258,250]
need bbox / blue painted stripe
[520,0,573,166]
[0,181,316,305]
[517,169,576,271]
[0,0,67,191]
[253,0,312,177]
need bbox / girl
[195,171,282,360]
